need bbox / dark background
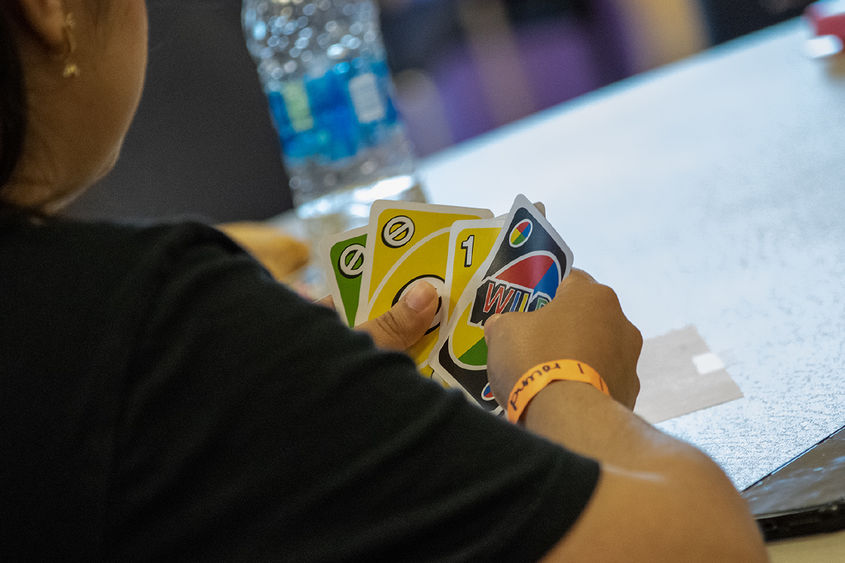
[67,1,292,223]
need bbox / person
[0,1,767,561]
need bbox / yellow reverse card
[357,201,493,368]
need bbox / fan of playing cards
[320,194,573,413]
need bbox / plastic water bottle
[242,0,424,232]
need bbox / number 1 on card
[461,235,475,268]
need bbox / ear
[14,0,68,54]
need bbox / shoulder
[18,217,263,293]
[0,215,282,388]
[0,217,264,558]
[73,217,246,263]
[1,215,246,270]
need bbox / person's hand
[484,269,642,409]
[216,222,310,281]
[356,281,439,351]
[349,281,439,351]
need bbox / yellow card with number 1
[428,218,504,381]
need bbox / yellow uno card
[357,201,493,368]
[428,218,503,382]
[440,218,505,328]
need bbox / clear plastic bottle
[242,0,424,232]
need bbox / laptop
[741,425,845,541]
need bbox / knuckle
[596,283,621,305]
[499,310,529,332]
[374,310,410,348]
[485,311,521,343]
[571,268,596,284]
[631,324,644,350]
[584,283,620,312]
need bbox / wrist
[506,359,610,423]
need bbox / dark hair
[0,6,26,194]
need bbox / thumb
[357,281,439,351]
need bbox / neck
[2,173,87,215]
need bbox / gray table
[419,18,845,491]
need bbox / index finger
[558,268,597,292]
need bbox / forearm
[523,381,767,562]
[522,380,700,471]
[484,272,766,560]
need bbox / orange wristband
[506,360,610,423]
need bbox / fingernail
[405,281,437,311]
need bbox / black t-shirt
[0,218,599,561]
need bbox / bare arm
[484,270,767,562]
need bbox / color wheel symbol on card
[509,219,532,247]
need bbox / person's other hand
[353,281,439,351]
[217,222,310,281]
[484,269,642,409]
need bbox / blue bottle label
[268,57,400,164]
[280,81,314,132]
[348,73,386,124]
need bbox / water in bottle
[242,0,425,234]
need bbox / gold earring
[62,13,79,78]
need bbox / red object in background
[806,0,845,39]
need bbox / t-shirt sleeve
[104,224,599,562]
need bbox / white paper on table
[634,325,743,424]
